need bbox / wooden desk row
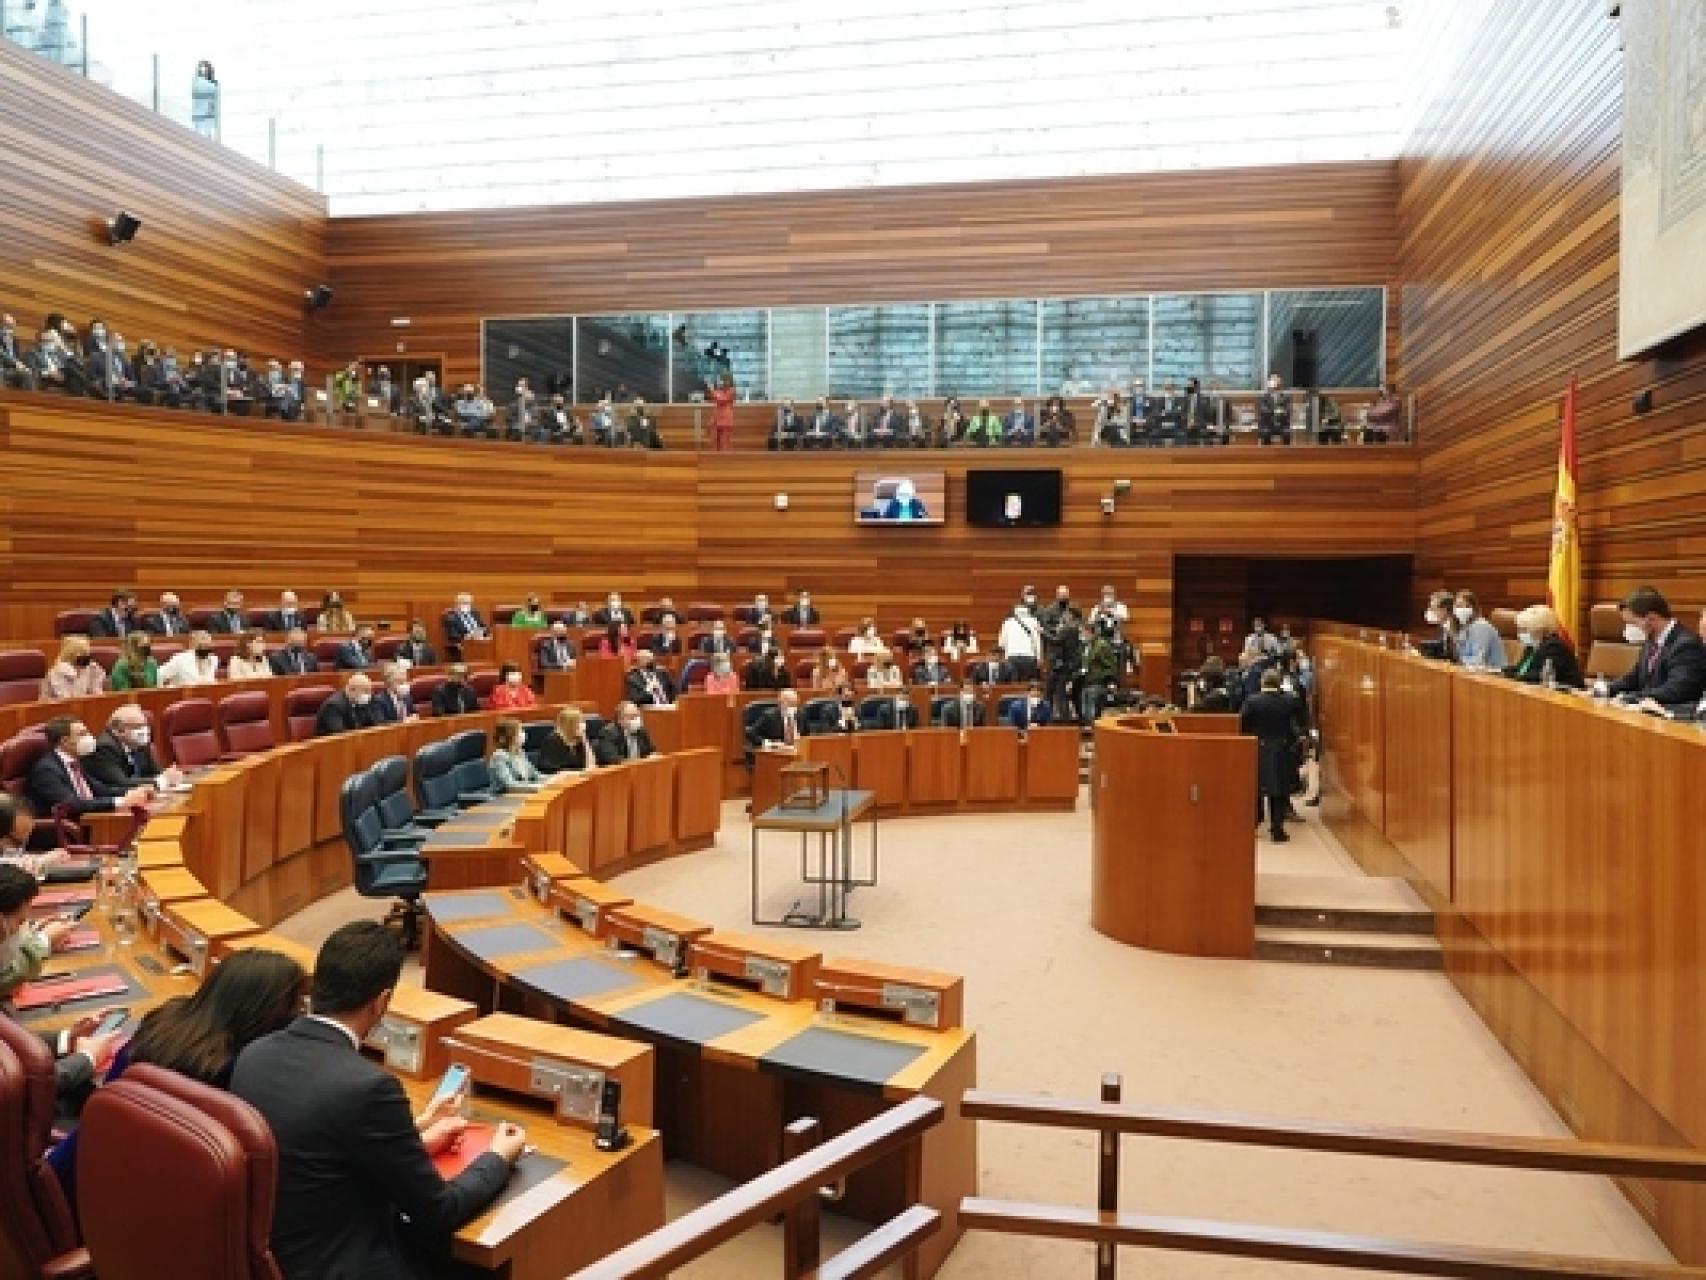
[749,725,1081,817]
[1315,637,1706,1264]
[419,880,976,1280]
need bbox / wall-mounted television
[965,469,1063,527]
[854,471,946,524]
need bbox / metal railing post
[781,1117,822,1280]
[1097,1073,1121,1280]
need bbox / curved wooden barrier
[1089,713,1255,958]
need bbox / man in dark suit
[781,590,820,626]
[747,689,806,748]
[335,625,376,671]
[143,591,190,637]
[592,592,633,626]
[804,397,839,451]
[0,313,34,389]
[87,589,136,638]
[1240,669,1307,842]
[878,478,930,521]
[700,621,736,655]
[270,627,319,676]
[624,650,675,707]
[231,922,523,1280]
[971,646,1014,686]
[1257,373,1293,445]
[771,398,803,451]
[26,718,152,821]
[938,683,986,727]
[395,621,439,668]
[205,590,246,634]
[443,594,487,648]
[537,623,576,672]
[1610,586,1706,710]
[1005,682,1053,732]
[315,675,381,737]
[1002,398,1035,446]
[85,705,182,793]
[595,702,657,764]
[267,590,307,633]
[911,647,950,687]
[373,665,416,723]
[431,666,481,717]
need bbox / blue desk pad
[608,992,766,1053]
[516,955,648,1003]
[760,1026,927,1091]
[451,921,565,961]
[424,891,515,923]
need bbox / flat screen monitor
[965,469,1063,527]
[854,471,945,525]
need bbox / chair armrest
[44,1247,94,1279]
[358,849,429,869]
[412,808,454,827]
[380,829,428,849]
[456,791,492,807]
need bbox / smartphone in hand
[430,1063,471,1108]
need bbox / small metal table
[750,789,877,930]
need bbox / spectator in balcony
[507,378,538,441]
[771,397,802,451]
[368,365,399,414]
[1312,389,1345,444]
[1039,395,1075,446]
[191,61,220,139]
[91,327,138,400]
[542,394,581,443]
[333,360,363,412]
[1003,397,1035,446]
[109,631,159,691]
[803,397,837,451]
[1093,391,1127,446]
[42,635,107,700]
[0,313,33,389]
[158,631,220,687]
[227,630,272,681]
[1257,373,1294,445]
[904,400,931,447]
[940,396,967,446]
[139,343,187,408]
[840,398,864,449]
[487,719,543,793]
[317,591,356,634]
[1129,377,1154,444]
[707,372,737,451]
[626,397,662,449]
[269,628,318,676]
[964,399,1002,447]
[589,395,617,445]
[395,621,437,668]
[30,326,85,395]
[1365,382,1401,444]
[868,395,901,449]
[489,663,536,711]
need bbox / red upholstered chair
[687,602,725,622]
[0,651,48,707]
[832,627,857,649]
[371,634,402,661]
[185,607,222,630]
[78,1063,280,1280]
[52,610,97,637]
[788,627,827,651]
[87,646,121,674]
[0,1018,92,1279]
[0,729,48,797]
[736,626,759,649]
[284,686,334,742]
[216,691,275,757]
[680,658,709,690]
[852,660,873,681]
[209,638,239,669]
[494,604,522,622]
[468,670,498,709]
[163,698,223,766]
[312,638,346,667]
[408,675,446,716]
[792,659,816,682]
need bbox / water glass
[111,903,138,946]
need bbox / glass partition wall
[483,287,1383,405]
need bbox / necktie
[1648,641,1661,673]
[67,757,92,800]
[784,713,796,745]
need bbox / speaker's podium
[1090,714,1255,958]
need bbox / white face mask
[125,726,151,747]
[623,718,642,733]
[350,694,371,708]
[73,733,97,757]
[1623,622,1646,645]
[1424,608,1442,625]
[506,672,523,686]
[1517,631,1535,648]
[1453,606,1474,624]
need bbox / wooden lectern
[1090,716,1256,957]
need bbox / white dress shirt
[158,650,220,686]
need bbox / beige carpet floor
[279,792,1672,1278]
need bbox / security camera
[1100,497,1115,516]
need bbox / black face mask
[73,654,91,668]
[138,646,151,658]
[195,647,212,659]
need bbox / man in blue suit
[1005,681,1053,733]
[335,625,376,671]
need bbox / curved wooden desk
[1090,714,1255,958]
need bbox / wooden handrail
[810,1206,942,1280]
[961,1091,1706,1182]
[565,1096,943,1280]
[959,1199,1706,1279]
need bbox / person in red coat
[707,373,736,451]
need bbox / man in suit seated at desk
[26,717,153,821]
[335,625,377,671]
[700,620,736,656]
[231,922,525,1280]
[395,620,438,668]
[86,705,183,793]
[432,665,482,717]
[803,397,839,451]
[1610,585,1706,713]
[970,645,1014,687]
[749,688,807,749]
[0,313,34,389]
[771,398,803,451]
[596,701,657,764]
[938,681,985,727]
[537,622,576,672]
[867,396,902,449]
[316,674,381,737]
[444,593,488,651]
[868,692,920,731]
[374,664,416,723]
[270,627,319,676]
[781,590,820,626]
[594,592,634,627]
[207,590,247,635]
[267,590,307,634]
[626,650,675,707]
[1006,681,1053,734]
[911,645,950,687]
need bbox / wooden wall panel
[325,161,1399,389]
[0,41,327,369]
[1397,0,1706,630]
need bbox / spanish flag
[1546,377,1581,648]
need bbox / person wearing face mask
[26,717,153,823]
[0,793,71,878]
[1006,680,1054,733]
[938,681,985,727]
[490,662,537,711]
[911,646,950,688]
[267,590,306,633]
[749,689,807,749]
[971,644,1014,687]
[42,634,107,700]
[1608,585,1706,710]
[1416,589,1458,660]
[315,673,380,737]
[600,621,639,660]
[746,622,780,657]
[372,664,417,722]
[703,653,741,695]
[431,664,482,717]
[539,707,600,774]
[744,648,792,691]
[335,625,377,671]
[595,701,656,765]
[1257,372,1293,446]
[87,705,183,793]
[317,591,357,634]
[0,863,81,998]
[745,593,774,630]
[444,592,488,650]
[30,324,84,394]
[1241,669,1308,842]
[487,719,544,793]
[624,650,675,707]
[998,601,1044,681]
[226,629,272,680]
[88,588,137,638]
[651,620,684,657]
[396,620,439,668]
[207,590,247,635]
[782,590,820,626]
[510,595,549,628]
[1501,604,1583,688]
[831,690,861,733]
[1450,591,1506,670]
[269,627,319,676]
[701,620,737,656]
[1243,617,1283,659]
[940,620,978,662]
[0,312,34,389]
[536,622,576,673]
[848,618,883,659]
[145,590,189,636]
[594,593,633,627]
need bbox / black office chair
[340,769,428,948]
[373,754,440,840]
[801,697,841,735]
[447,729,494,806]
[996,694,1024,724]
[929,695,955,726]
[521,721,553,769]
[740,700,777,764]
[859,695,917,731]
[411,740,462,823]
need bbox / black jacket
[205,608,246,635]
[395,639,439,667]
[537,734,594,774]
[938,698,985,727]
[26,749,125,820]
[594,722,656,766]
[84,730,162,791]
[1505,634,1584,689]
[86,607,132,637]
[142,609,191,637]
[431,682,481,717]
[269,645,319,676]
[1608,624,1706,707]
[1239,690,1306,796]
[624,666,675,707]
[747,706,807,748]
[781,605,820,625]
[315,692,381,737]
[230,1018,511,1280]
[535,638,575,671]
[267,609,307,632]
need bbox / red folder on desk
[12,972,129,1011]
[30,888,95,913]
[430,1123,494,1181]
[60,929,102,952]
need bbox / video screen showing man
[855,472,942,523]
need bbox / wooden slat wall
[1397,0,1706,629]
[324,161,1399,389]
[0,40,327,368]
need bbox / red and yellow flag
[1546,377,1580,648]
